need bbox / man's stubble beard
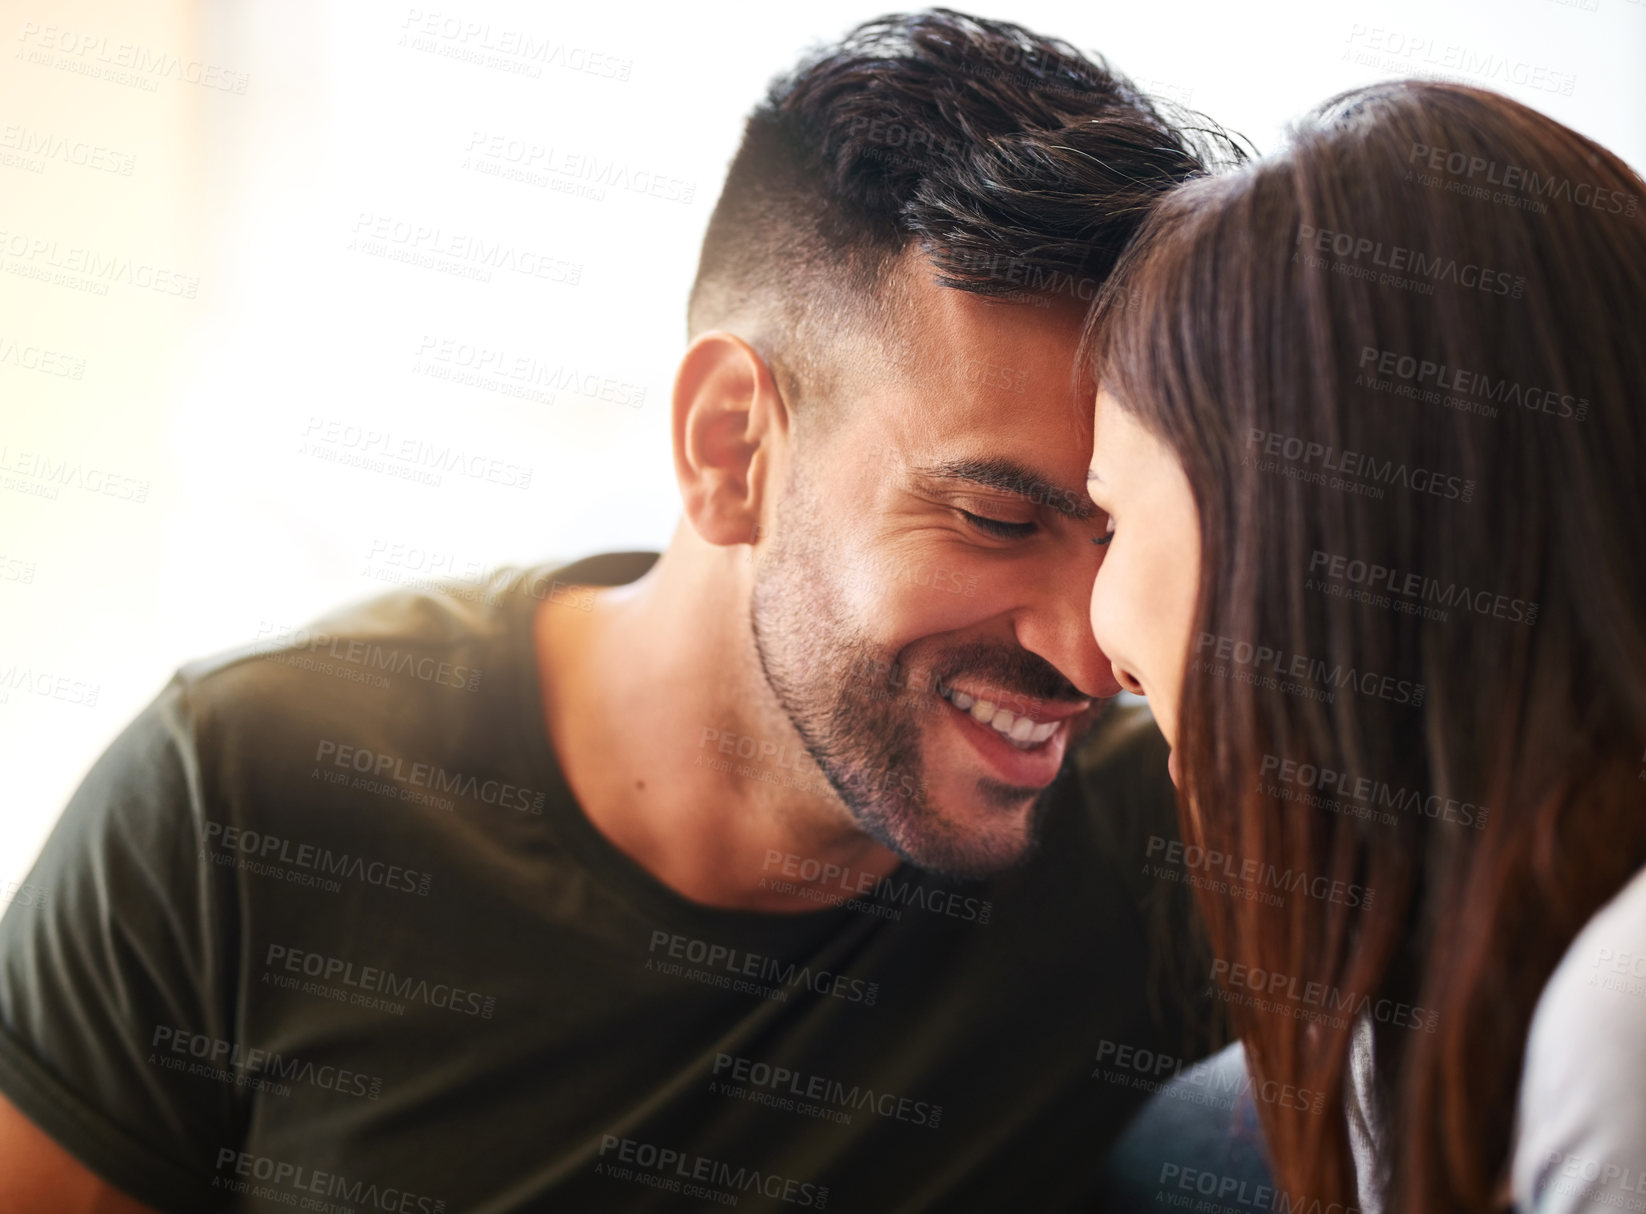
[748,468,1064,881]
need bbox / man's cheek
[870,573,994,645]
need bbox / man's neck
[533,530,904,912]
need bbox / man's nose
[1011,562,1123,700]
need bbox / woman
[1082,81,1646,1212]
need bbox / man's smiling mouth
[934,680,1087,750]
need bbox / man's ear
[671,331,791,547]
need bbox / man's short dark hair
[687,7,1241,411]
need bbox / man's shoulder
[177,550,659,692]
[178,565,535,688]
[149,552,662,802]
[177,558,565,702]
[144,564,556,792]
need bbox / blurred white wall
[3,0,1643,889]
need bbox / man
[0,10,1235,1211]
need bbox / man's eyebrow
[914,457,1096,520]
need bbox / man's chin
[861,785,1044,881]
[894,830,1040,883]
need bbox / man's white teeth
[946,689,1058,747]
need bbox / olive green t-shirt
[0,553,1212,1212]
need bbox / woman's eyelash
[959,510,1036,539]
[1090,515,1117,545]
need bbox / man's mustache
[861,643,1093,715]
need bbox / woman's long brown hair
[1085,81,1646,1211]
